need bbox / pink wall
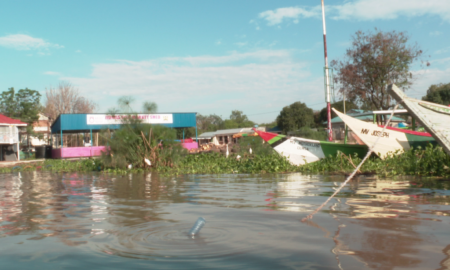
[52,143,196,159]
[52,146,107,159]
[181,142,198,150]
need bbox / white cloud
[258,0,450,25]
[429,31,442,36]
[75,49,82,53]
[60,50,322,122]
[235,42,247,47]
[434,47,450,55]
[180,50,292,66]
[409,58,450,97]
[44,71,61,76]
[215,39,221,45]
[332,0,450,21]
[0,34,63,51]
[259,7,319,26]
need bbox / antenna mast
[321,0,332,141]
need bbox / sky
[0,0,449,124]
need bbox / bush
[289,127,328,141]
[100,121,187,169]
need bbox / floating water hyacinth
[188,217,206,237]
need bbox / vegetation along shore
[4,141,450,179]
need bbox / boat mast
[321,0,332,141]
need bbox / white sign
[87,114,173,125]
[34,126,49,132]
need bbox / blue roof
[51,113,197,133]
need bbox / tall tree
[315,101,359,127]
[422,82,450,105]
[44,81,97,120]
[0,87,41,123]
[331,29,426,110]
[0,87,42,145]
[229,110,254,128]
[196,114,224,133]
[276,102,314,134]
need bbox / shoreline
[2,145,450,179]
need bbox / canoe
[253,129,368,165]
[389,83,450,155]
[332,108,436,159]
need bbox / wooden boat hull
[254,129,367,165]
[388,84,450,155]
[333,108,436,158]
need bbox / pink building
[50,113,198,159]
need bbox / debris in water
[188,217,206,237]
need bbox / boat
[389,83,450,155]
[253,1,370,166]
[332,108,436,158]
[253,129,368,165]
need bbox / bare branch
[44,81,96,119]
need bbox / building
[50,112,198,159]
[0,114,27,161]
[197,127,265,145]
[20,113,51,147]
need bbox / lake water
[1,172,450,269]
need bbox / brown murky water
[1,172,450,269]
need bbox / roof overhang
[0,123,27,126]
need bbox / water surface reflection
[0,172,450,269]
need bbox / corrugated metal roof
[0,114,27,126]
[198,131,216,139]
[51,112,197,133]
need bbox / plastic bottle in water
[188,217,206,236]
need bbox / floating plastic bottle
[188,217,206,236]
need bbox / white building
[0,114,27,161]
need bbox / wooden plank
[388,84,450,155]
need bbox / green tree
[229,110,254,128]
[315,101,359,127]
[196,114,224,133]
[422,82,450,105]
[332,29,426,110]
[223,119,239,129]
[276,102,314,134]
[0,87,42,144]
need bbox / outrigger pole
[321,0,332,141]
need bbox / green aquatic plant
[100,123,187,169]
[298,144,450,177]
[237,136,274,156]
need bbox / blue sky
[0,0,449,123]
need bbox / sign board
[34,126,49,132]
[87,114,173,125]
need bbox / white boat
[389,84,450,155]
[332,108,435,159]
[254,129,368,165]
